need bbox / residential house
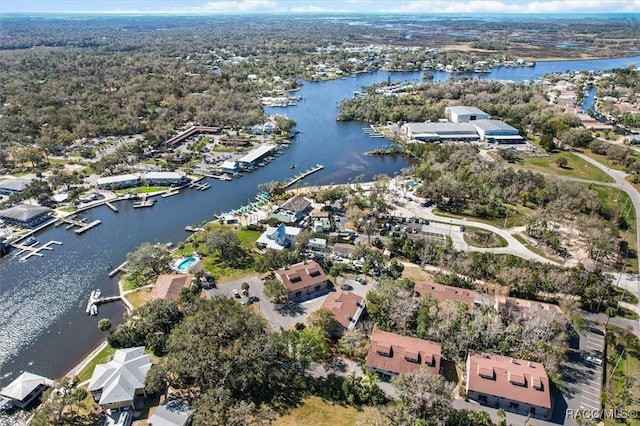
[0,204,51,228]
[0,372,52,409]
[150,274,194,301]
[88,346,152,410]
[466,351,553,420]
[366,329,442,380]
[413,282,477,311]
[256,223,302,250]
[307,237,327,251]
[275,260,329,300]
[148,398,194,426]
[318,291,365,336]
[274,195,312,223]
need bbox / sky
[1,0,639,14]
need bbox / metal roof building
[0,204,51,228]
[401,122,479,141]
[472,120,524,143]
[445,106,490,123]
[95,174,140,189]
[0,177,32,195]
[237,144,277,166]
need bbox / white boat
[94,289,101,299]
[90,304,98,316]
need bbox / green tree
[98,318,112,332]
[264,278,287,302]
[391,366,453,420]
[555,156,568,168]
[205,229,246,267]
[307,308,340,339]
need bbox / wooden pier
[105,201,118,212]
[133,196,155,208]
[282,164,325,189]
[12,240,63,261]
[189,182,210,191]
[75,219,101,234]
[85,291,122,315]
[108,261,127,277]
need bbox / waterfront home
[0,177,32,196]
[0,203,51,228]
[95,173,141,190]
[220,160,240,174]
[144,171,188,186]
[0,371,52,410]
[256,223,302,251]
[275,260,329,300]
[148,398,194,426]
[466,351,553,420]
[88,346,152,410]
[317,291,365,337]
[150,274,194,301]
[366,329,442,381]
[272,195,312,224]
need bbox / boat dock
[108,261,127,277]
[161,189,180,198]
[133,196,155,208]
[75,219,101,234]
[190,182,210,191]
[12,240,63,261]
[85,291,122,315]
[105,201,118,212]
[363,126,385,138]
[205,173,232,181]
[282,164,325,188]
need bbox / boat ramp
[282,164,325,189]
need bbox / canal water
[0,55,639,400]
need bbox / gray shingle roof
[0,204,50,221]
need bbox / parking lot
[560,324,606,425]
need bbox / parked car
[586,355,603,366]
[232,289,241,298]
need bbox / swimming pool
[175,256,198,273]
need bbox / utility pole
[609,349,625,382]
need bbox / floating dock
[282,164,324,188]
[133,196,155,208]
[75,219,101,234]
[189,182,210,191]
[12,240,63,261]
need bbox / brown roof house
[318,291,365,336]
[414,282,478,311]
[150,274,194,301]
[275,260,329,301]
[366,329,442,381]
[465,351,553,420]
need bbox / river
[0,55,639,407]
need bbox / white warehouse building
[445,106,490,123]
[472,120,524,144]
[401,122,479,142]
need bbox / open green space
[433,204,532,229]
[603,326,640,426]
[75,344,115,383]
[576,148,638,173]
[274,396,367,426]
[116,186,169,195]
[515,151,615,182]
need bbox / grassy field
[116,186,169,195]
[515,152,615,182]
[273,397,370,426]
[76,344,115,383]
[576,148,638,172]
[433,204,533,229]
[463,226,508,248]
[603,326,640,426]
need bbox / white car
[586,355,603,366]
[232,289,241,298]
